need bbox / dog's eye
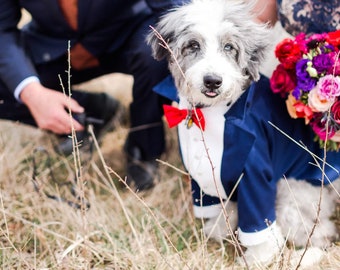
[224,43,234,52]
[182,40,201,56]
[189,41,200,51]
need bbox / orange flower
[286,93,313,124]
[285,93,298,119]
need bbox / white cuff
[238,221,279,246]
[193,203,223,219]
[14,76,40,102]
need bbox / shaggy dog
[148,0,340,267]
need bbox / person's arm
[0,1,84,134]
[250,0,278,26]
[0,1,38,94]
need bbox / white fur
[205,178,339,267]
[276,178,339,248]
[148,0,269,108]
[148,0,340,267]
[203,200,238,241]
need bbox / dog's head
[147,0,270,107]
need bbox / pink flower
[271,30,340,151]
[317,74,340,100]
[329,52,340,76]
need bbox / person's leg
[0,55,122,154]
[119,16,171,190]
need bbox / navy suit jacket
[0,0,187,95]
[155,75,340,232]
[155,75,340,185]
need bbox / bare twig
[150,25,248,267]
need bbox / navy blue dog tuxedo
[155,74,340,245]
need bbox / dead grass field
[0,10,339,270]
[1,75,339,269]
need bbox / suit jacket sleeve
[0,0,38,96]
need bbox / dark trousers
[0,17,170,160]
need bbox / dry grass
[1,73,339,269]
[0,101,228,270]
[1,11,338,270]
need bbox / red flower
[271,30,340,150]
[331,100,340,124]
[327,30,340,47]
[275,38,302,69]
[294,101,314,121]
[310,118,336,141]
[270,64,296,96]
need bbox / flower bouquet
[270,30,340,151]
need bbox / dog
[147,0,340,267]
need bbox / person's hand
[20,81,85,134]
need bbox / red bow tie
[163,104,205,131]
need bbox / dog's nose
[203,75,222,90]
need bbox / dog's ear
[239,0,271,81]
[147,5,188,61]
[242,22,270,81]
[146,24,174,61]
[233,2,271,82]
[245,40,269,82]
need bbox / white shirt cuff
[238,221,278,246]
[14,76,40,102]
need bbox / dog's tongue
[205,91,218,97]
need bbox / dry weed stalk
[268,121,339,269]
[150,25,340,269]
[57,41,91,263]
[150,25,248,267]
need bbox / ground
[0,13,339,269]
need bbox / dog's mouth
[202,89,220,98]
[202,75,222,98]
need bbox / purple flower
[317,74,340,100]
[295,59,317,96]
[292,87,302,99]
[312,53,334,74]
[320,44,335,54]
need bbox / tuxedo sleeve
[236,120,277,233]
[0,1,38,96]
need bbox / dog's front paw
[237,237,285,268]
[237,224,285,268]
[203,201,238,242]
